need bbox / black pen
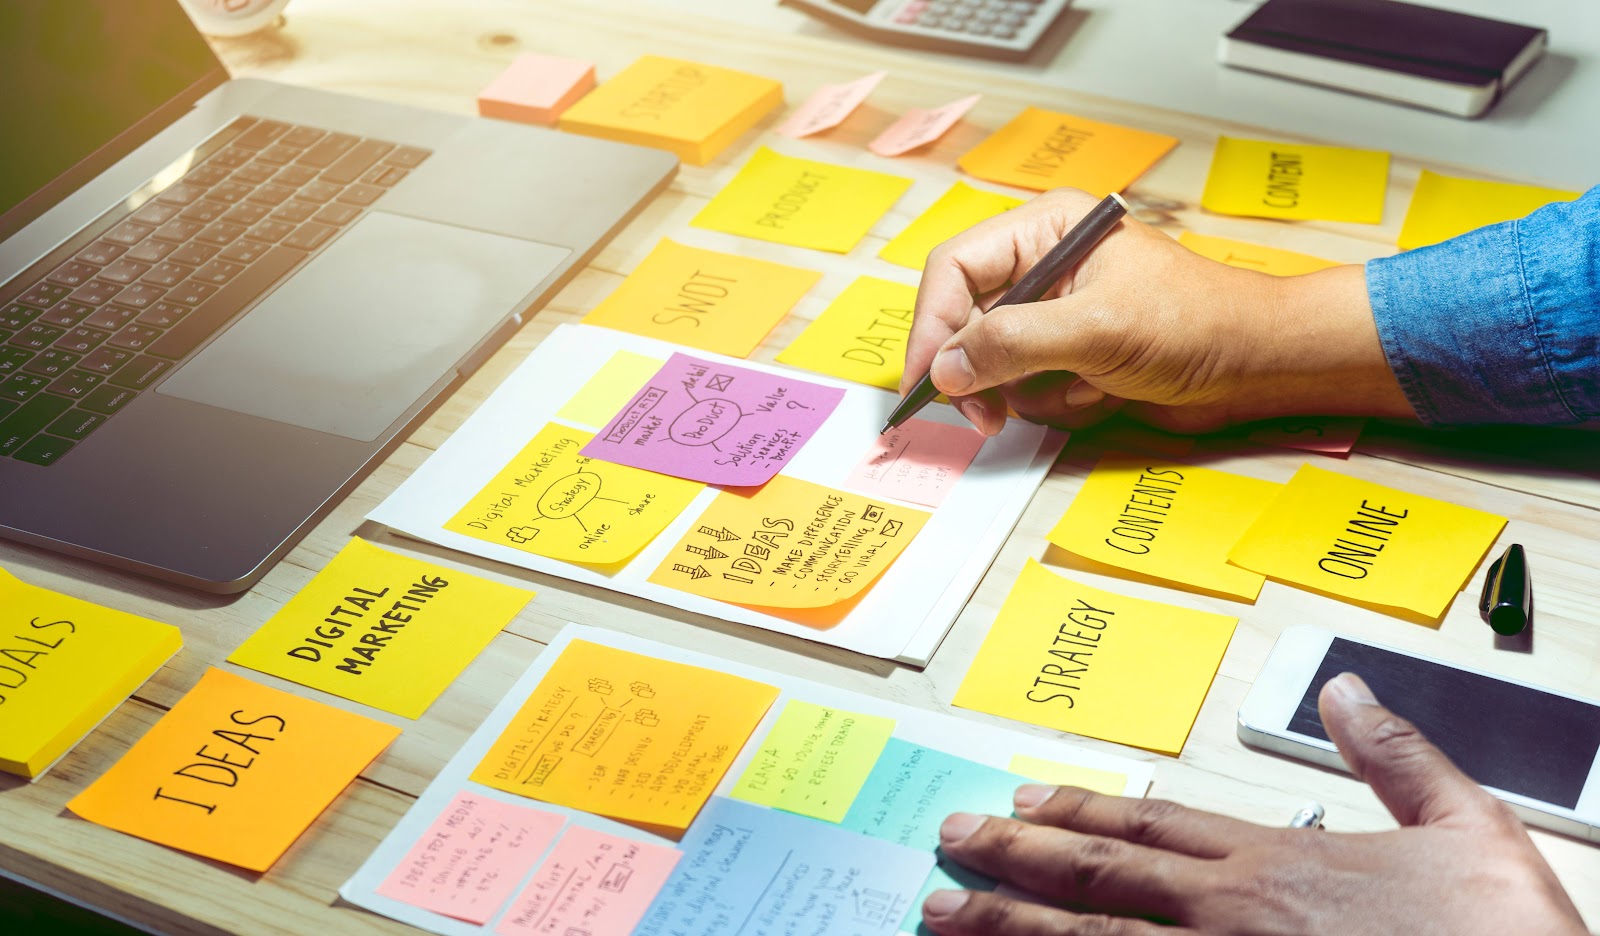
[881,191,1130,434]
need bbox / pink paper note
[376,792,567,924]
[495,825,681,936]
[868,93,982,157]
[775,71,886,139]
[847,417,984,507]
[1248,417,1366,458]
[477,53,597,126]
[580,353,845,486]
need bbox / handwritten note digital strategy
[692,146,912,253]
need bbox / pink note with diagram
[495,825,680,936]
[847,417,985,507]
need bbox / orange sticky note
[496,826,681,936]
[67,668,399,872]
[869,93,981,157]
[958,107,1177,196]
[478,53,597,126]
[775,71,885,138]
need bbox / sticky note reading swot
[774,275,918,391]
[731,699,895,822]
[692,147,911,253]
[957,107,1177,196]
[1201,136,1389,223]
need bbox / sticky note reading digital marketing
[880,181,1025,270]
[1201,136,1389,223]
[1248,417,1366,457]
[581,240,820,357]
[957,107,1177,196]
[1008,754,1128,797]
[470,640,777,829]
[1398,169,1580,250]
[954,561,1236,755]
[775,275,918,391]
[775,70,885,138]
[580,352,844,486]
[556,351,666,428]
[1177,231,1341,276]
[648,476,930,609]
[67,668,399,871]
[497,825,681,936]
[731,699,895,822]
[1227,464,1507,619]
[692,147,912,253]
[1047,455,1277,600]
[228,538,532,718]
[869,93,981,157]
[847,418,985,508]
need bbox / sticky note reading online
[869,93,980,157]
[691,147,912,253]
[1201,136,1389,223]
[1398,169,1580,250]
[847,418,985,508]
[1177,231,1341,276]
[731,699,895,822]
[880,181,1024,270]
[774,275,918,391]
[774,70,884,138]
[555,351,665,429]
[957,107,1177,196]
[496,825,680,936]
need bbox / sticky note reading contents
[1248,417,1366,457]
[869,93,981,157]
[1047,456,1278,600]
[1398,169,1581,250]
[1177,231,1341,276]
[957,107,1177,196]
[67,668,399,872]
[228,538,532,719]
[879,181,1025,270]
[555,351,665,428]
[648,476,930,609]
[470,640,778,829]
[376,792,566,924]
[581,240,820,358]
[847,418,985,508]
[445,423,704,566]
[579,353,844,486]
[954,561,1237,755]
[1227,464,1507,619]
[497,825,681,936]
[775,71,885,138]
[1008,754,1129,797]
[1201,136,1389,223]
[731,699,896,822]
[775,276,918,391]
[692,147,912,253]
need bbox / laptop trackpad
[157,212,571,441]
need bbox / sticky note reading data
[847,418,985,508]
[775,276,918,391]
[470,640,778,828]
[1008,754,1129,797]
[228,538,532,718]
[1177,231,1340,276]
[731,699,896,822]
[1398,169,1581,250]
[67,668,399,871]
[497,825,681,936]
[957,107,1177,196]
[1227,464,1507,619]
[580,353,844,486]
[581,240,820,358]
[692,147,912,253]
[880,181,1025,270]
[555,351,665,428]
[1248,417,1366,457]
[648,476,930,609]
[954,561,1237,755]
[775,71,885,138]
[1047,455,1278,600]
[1201,136,1389,223]
[869,93,981,157]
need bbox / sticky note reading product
[1177,231,1341,276]
[1398,169,1581,250]
[470,640,778,829]
[692,147,912,253]
[879,181,1025,269]
[1227,464,1507,618]
[581,240,820,357]
[555,351,666,428]
[67,668,399,872]
[847,418,985,508]
[957,107,1177,196]
[580,353,845,486]
[497,825,681,936]
[731,699,896,822]
[376,792,566,924]
[477,53,596,126]
[775,275,918,391]
[228,538,533,718]
[775,70,885,138]
[954,561,1237,755]
[648,476,930,609]
[1047,455,1278,600]
[1248,417,1366,457]
[869,93,981,157]
[1008,754,1129,797]
[1201,136,1389,223]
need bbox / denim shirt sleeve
[1364,185,1600,426]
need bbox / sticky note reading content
[774,275,918,391]
[1398,169,1581,250]
[1177,231,1341,276]
[775,70,885,138]
[847,418,985,508]
[470,640,778,829]
[957,106,1177,196]
[497,825,681,936]
[692,147,912,253]
[731,699,896,822]
[555,351,665,428]
[1201,136,1389,223]
[869,93,981,157]
[879,181,1025,270]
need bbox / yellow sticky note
[1227,464,1507,619]
[1047,455,1278,601]
[1398,169,1581,250]
[445,423,704,566]
[581,240,820,357]
[957,107,1177,196]
[692,147,912,253]
[555,351,665,428]
[1008,754,1128,797]
[954,561,1236,755]
[1177,232,1341,276]
[471,639,778,829]
[732,700,896,822]
[648,476,930,609]
[0,568,182,779]
[557,55,781,165]
[228,539,532,718]
[775,276,918,391]
[67,668,399,871]
[1201,136,1389,223]
[879,182,1025,270]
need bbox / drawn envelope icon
[880,519,903,537]
[708,373,735,392]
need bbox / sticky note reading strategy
[498,825,681,936]
[954,561,1237,755]
[581,240,820,358]
[1228,464,1507,619]
[229,538,533,719]
[581,352,845,486]
[67,668,399,872]
[1202,136,1389,223]
[732,699,896,822]
[847,418,985,508]
[775,275,918,391]
[1177,231,1340,277]
[470,639,778,829]
[958,106,1177,196]
[1398,169,1581,250]
[692,147,912,253]
[880,181,1025,270]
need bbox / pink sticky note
[376,792,567,924]
[478,53,597,126]
[495,826,681,936]
[847,417,984,507]
[581,353,845,486]
[1248,417,1366,458]
[774,71,886,139]
[868,93,982,157]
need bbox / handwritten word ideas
[775,276,919,391]
[957,106,1177,196]
[692,147,912,253]
[1201,136,1389,223]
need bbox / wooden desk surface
[3,1,1597,933]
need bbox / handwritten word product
[692,147,912,252]
[1008,754,1127,796]
[556,350,665,429]
[731,699,895,822]
[1201,136,1389,223]
[496,825,681,935]
[957,106,1177,196]
[1398,169,1580,250]
[1177,231,1340,276]
[477,53,596,126]
[775,275,919,390]
[228,538,532,718]
[774,70,885,138]
[847,417,985,508]
[880,181,1025,270]
[1247,416,1366,457]
[869,93,981,157]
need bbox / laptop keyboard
[0,117,431,467]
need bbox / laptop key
[181,165,230,188]
[210,146,254,168]
[19,282,70,308]
[78,347,132,374]
[270,200,318,224]
[149,245,304,361]
[321,140,394,186]
[230,162,277,185]
[47,369,104,399]
[312,203,360,227]
[384,146,430,169]
[273,164,318,187]
[297,180,340,203]
[222,202,269,226]
[0,304,39,330]
[138,301,190,328]
[141,262,192,289]
[234,118,289,149]
[155,183,206,207]
[98,260,151,285]
[56,326,113,353]
[22,349,79,377]
[132,201,181,226]
[247,183,296,207]
[246,219,295,243]
[152,219,205,243]
[0,401,13,421]
[38,301,94,328]
[219,240,268,264]
[9,323,66,351]
[47,409,106,440]
[80,384,136,416]
[196,221,247,246]
[360,166,408,187]
[280,126,326,148]
[193,260,243,285]
[210,181,255,204]
[297,132,357,168]
[178,200,229,224]
[0,347,33,375]
[116,284,166,309]
[109,357,172,390]
[103,221,155,247]
[76,241,127,266]
[167,281,218,306]
[335,184,383,207]
[255,143,302,165]
[69,280,123,306]
[83,304,138,331]
[15,434,76,466]
[168,242,218,266]
[0,393,73,454]
[282,222,337,251]
[48,261,102,287]
[0,372,50,403]
[127,238,179,263]
[109,325,161,352]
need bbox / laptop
[0,1,677,593]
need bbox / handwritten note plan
[692,147,912,253]
[1398,169,1581,250]
[775,70,884,138]
[497,825,681,936]
[869,93,980,157]
[1201,136,1389,223]
[957,107,1177,196]
[1177,232,1341,276]
[879,181,1025,270]
[847,418,985,508]
[775,275,919,391]
[731,699,896,822]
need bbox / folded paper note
[1398,169,1581,250]
[957,107,1177,196]
[1201,136,1389,223]
[555,350,666,429]
[869,93,981,157]
[496,825,681,936]
[731,699,896,822]
[847,417,986,508]
[1008,754,1129,797]
[691,147,912,252]
[774,70,885,138]
[1247,417,1366,457]
[774,275,918,391]
[1177,231,1340,276]
[880,181,1025,269]
[477,53,596,126]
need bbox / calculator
[780,0,1073,61]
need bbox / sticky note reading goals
[691,147,912,253]
[1201,136,1389,223]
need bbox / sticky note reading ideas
[1201,136,1389,224]
[692,147,912,253]
[775,275,918,391]
[957,106,1177,196]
